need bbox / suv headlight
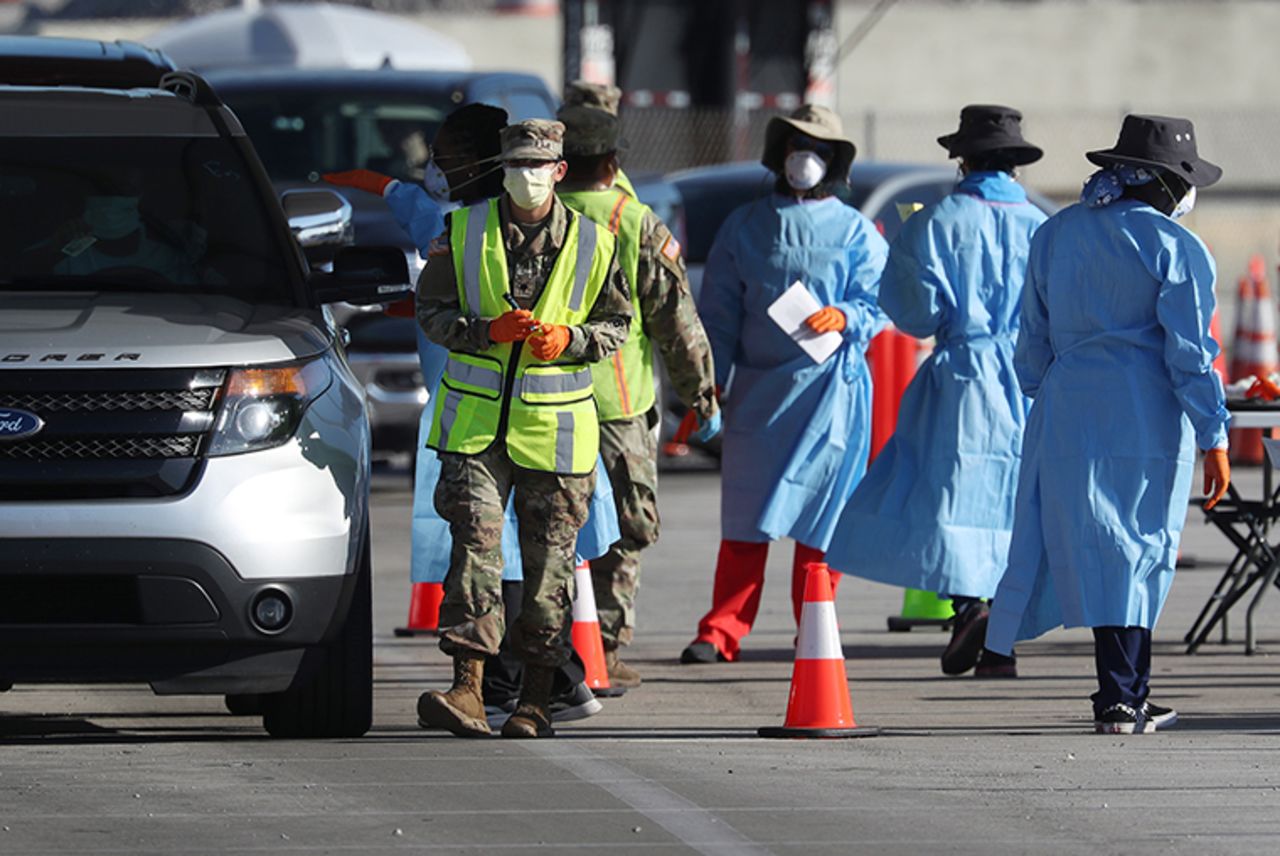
[208,359,331,456]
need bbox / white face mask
[503,164,557,210]
[784,151,828,192]
[1172,185,1197,220]
[84,195,141,240]
[422,160,451,202]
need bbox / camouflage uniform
[417,126,632,668]
[557,106,718,648]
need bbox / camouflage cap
[558,104,621,157]
[564,80,622,116]
[499,119,565,162]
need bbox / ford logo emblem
[0,408,44,442]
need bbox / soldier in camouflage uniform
[416,119,631,738]
[556,105,719,686]
[563,80,637,199]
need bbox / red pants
[692,539,843,661]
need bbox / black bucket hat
[937,104,1043,166]
[762,105,857,181]
[1086,114,1222,188]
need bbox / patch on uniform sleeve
[660,233,682,262]
[427,234,451,258]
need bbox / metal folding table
[1185,403,1280,655]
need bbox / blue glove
[691,410,722,443]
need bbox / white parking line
[522,742,773,856]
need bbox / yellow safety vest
[426,199,616,475]
[559,187,655,421]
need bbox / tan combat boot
[501,664,555,739]
[604,646,642,688]
[417,654,491,738]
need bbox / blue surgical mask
[422,161,451,202]
[84,195,141,240]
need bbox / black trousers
[1091,626,1151,716]
[482,581,586,706]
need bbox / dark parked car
[207,68,558,461]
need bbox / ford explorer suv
[0,72,409,738]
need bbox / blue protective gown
[985,199,1230,653]
[699,194,888,549]
[396,188,621,584]
[825,172,1047,598]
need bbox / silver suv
[0,73,409,738]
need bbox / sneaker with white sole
[486,682,602,728]
[550,682,604,723]
[1095,703,1152,734]
[1142,701,1178,730]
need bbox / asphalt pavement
[3,468,1280,854]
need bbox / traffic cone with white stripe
[571,562,625,698]
[759,562,879,738]
[1230,256,1277,464]
[394,582,443,637]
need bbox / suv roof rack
[0,35,175,88]
[159,70,223,107]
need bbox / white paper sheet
[766,281,843,365]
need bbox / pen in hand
[503,292,542,336]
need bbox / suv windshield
[222,92,453,185]
[0,135,293,298]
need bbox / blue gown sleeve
[878,214,948,339]
[831,218,889,344]
[1014,227,1054,398]
[1153,234,1230,450]
[383,181,445,260]
[698,213,746,389]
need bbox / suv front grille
[0,389,218,413]
[0,435,200,461]
[0,368,226,499]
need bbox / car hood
[0,292,331,369]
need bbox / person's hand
[528,324,571,361]
[805,306,846,334]
[691,410,723,443]
[489,310,539,343]
[1204,448,1230,510]
[322,169,394,196]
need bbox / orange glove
[528,324,571,361]
[1204,448,1231,511]
[805,306,846,334]
[322,169,394,196]
[489,310,539,343]
[1248,376,1280,401]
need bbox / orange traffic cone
[571,562,625,698]
[1230,256,1276,464]
[394,582,444,637]
[759,562,879,739]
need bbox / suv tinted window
[0,136,292,298]
[221,92,454,184]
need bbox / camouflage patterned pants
[591,412,660,648]
[435,445,595,668]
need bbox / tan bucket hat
[762,104,856,181]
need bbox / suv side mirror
[309,246,412,306]
[283,189,354,265]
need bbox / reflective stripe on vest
[427,200,616,474]
[559,187,656,421]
